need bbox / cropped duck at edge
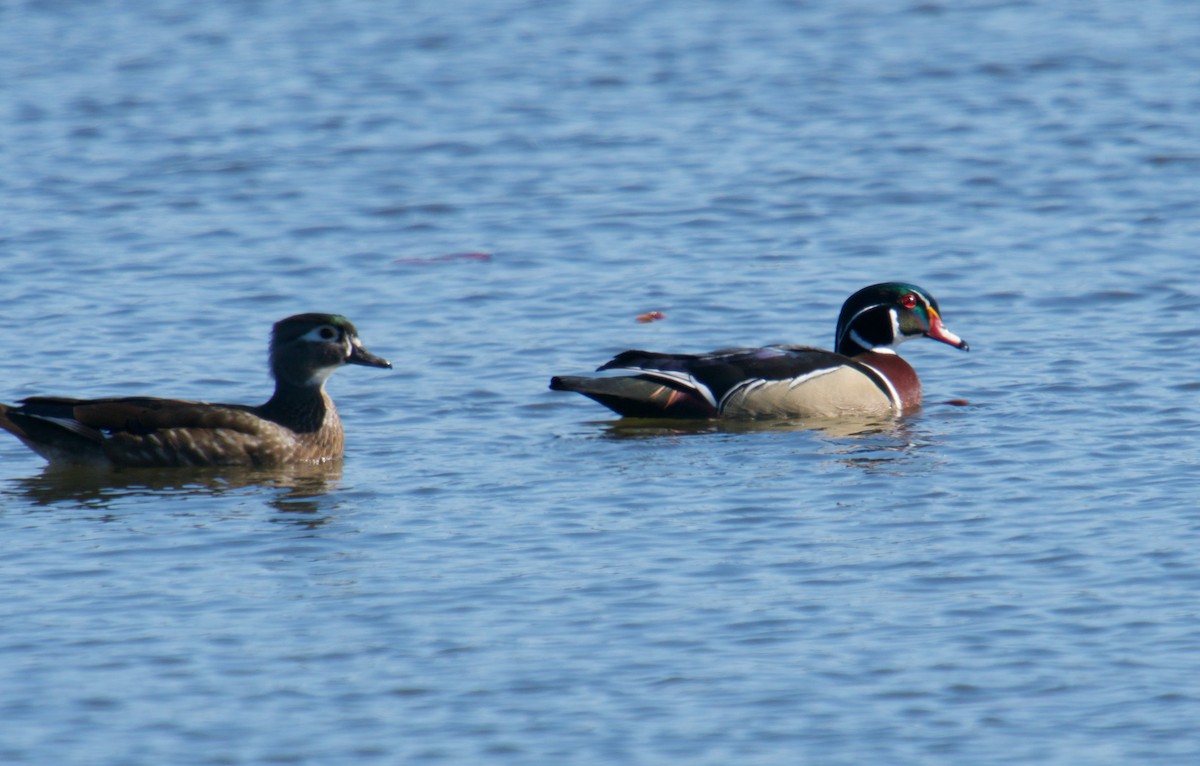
[550,282,969,419]
[0,313,391,468]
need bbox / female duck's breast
[719,366,895,419]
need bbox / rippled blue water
[3,0,1200,763]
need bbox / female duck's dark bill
[348,344,393,368]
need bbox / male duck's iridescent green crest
[834,282,969,356]
[0,313,391,468]
[550,282,968,420]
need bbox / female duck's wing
[0,396,279,466]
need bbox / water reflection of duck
[10,461,344,521]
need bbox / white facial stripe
[301,325,341,343]
[839,303,881,346]
[850,328,896,353]
[845,303,883,327]
[842,301,905,349]
[889,308,902,343]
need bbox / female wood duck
[0,313,391,468]
[550,282,969,419]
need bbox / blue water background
[2,1,1200,763]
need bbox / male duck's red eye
[899,293,918,309]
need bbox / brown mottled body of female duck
[0,313,391,468]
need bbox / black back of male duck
[0,313,391,468]
[550,282,968,420]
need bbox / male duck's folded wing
[550,345,862,419]
[598,345,857,398]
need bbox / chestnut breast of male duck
[0,313,391,468]
[549,282,968,420]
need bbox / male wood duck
[0,313,391,468]
[550,282,968,419]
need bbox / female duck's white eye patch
[301,325,341,342]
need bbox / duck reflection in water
[593,414,937,474]
[596,414,902,439]
[6,461,344,523]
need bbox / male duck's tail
[549,375,719,419]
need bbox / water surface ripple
[2,1,1200,764]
